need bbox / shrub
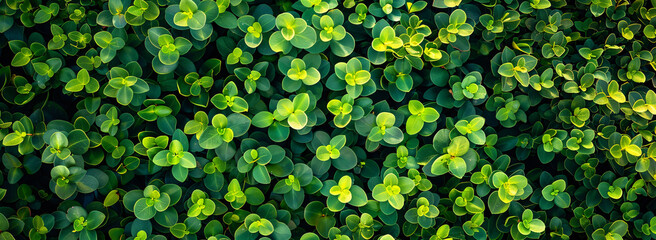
[1,0,655,239]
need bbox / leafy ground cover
[0,0,656,239]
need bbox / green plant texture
[2,0,656,240]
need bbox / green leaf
[625,145,642,156]
[554,192,571,208]
[291,28,317,49]
[450,9,467,24]
[3,133,25,146]
[447,136,470,157]
[116,86,134,105]
[448,157,467,178]
[383,127,404,145]
[11,51,32,67]
[253,165,271,184]
[134,198,157,220]
[498,63,515,77]
[198,127,224,149]
[406,115,424,135]
[488,191,510,214]
[86,211,105,230]
[288,111,308,130]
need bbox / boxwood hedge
[0,0,656,239]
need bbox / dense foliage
[2,0,656,239]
